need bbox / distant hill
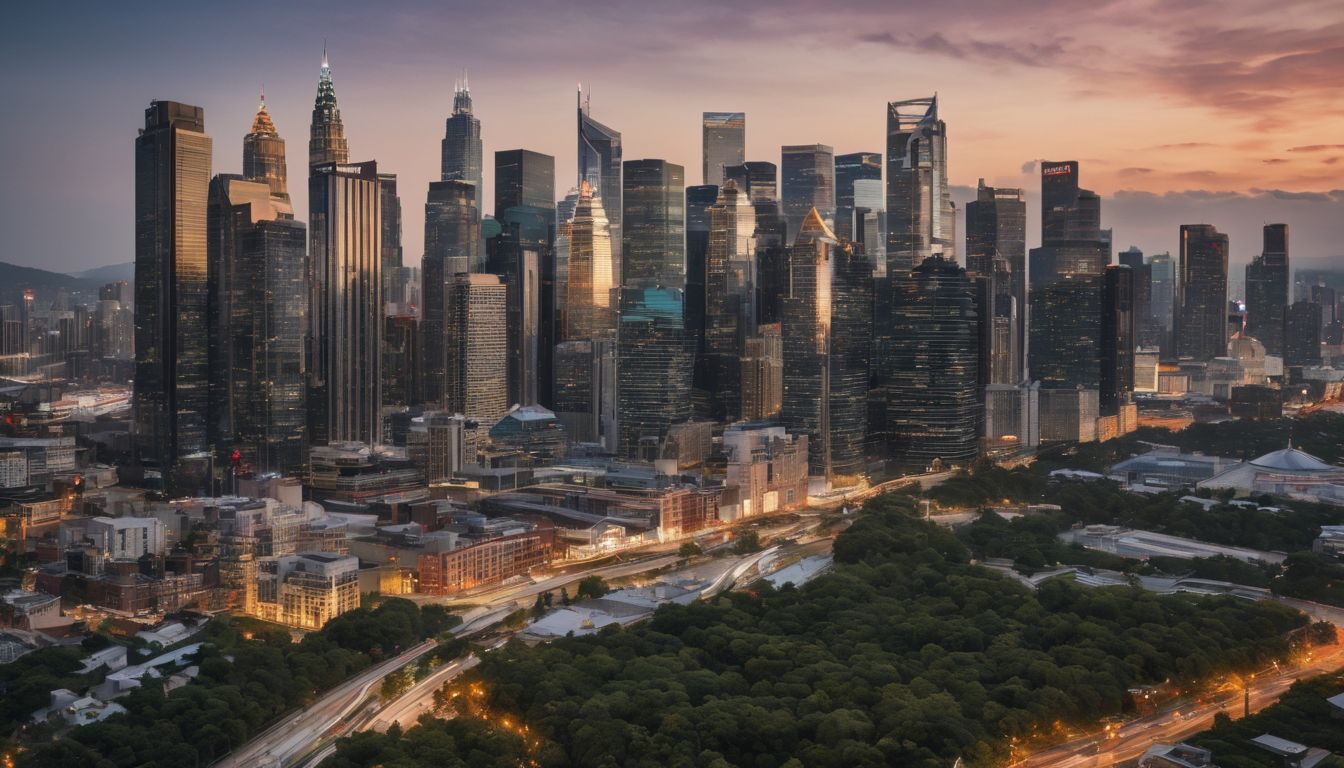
[0,261,103,306]
[72,262,134,284]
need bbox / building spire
[322,39,328,69]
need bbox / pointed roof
[792,207,836,246]
[249,91,278,137]
[1248,448,1336,472]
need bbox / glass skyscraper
[1245,223,1289,357]
[833,151,881,242]
[965,180,1026,385]
[1100,265,1135,416]
[441,76,483,214]
[703,181,757,422]
[685,183,718,415]
[578,88,623,273]
[621,159,685,290]
[563,180,617,342]
[134,100,212,493]
[616,288,693,459]
[725,161,777,204]
[780,144,834,238]
[422,180,480,404]
[702,112,745,186]
[886,98,954,272]
[243,92,287,199]
[445,273,509,424]
[1176,224,1229,361]
[309,48,348,168]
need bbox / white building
[721,424,808,521]
[0,452,27,488]
[81,516,166,560]
[253,552,360,630]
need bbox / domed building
[1199,445,1344,504]
[1227,330,1268,383]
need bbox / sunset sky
[4,0,1342,285]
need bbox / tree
[732,530,761,554]
[576,576,609,600]
[679,542,703,558]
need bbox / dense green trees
[18,599,458,768]
[330,495,1313,768]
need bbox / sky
[3,0,1343,288]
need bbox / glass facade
[1101,265,1135,416]
[441,80,483,214]
[243,95,286,198]
[616,288,693,459]
[445,273,509,423]
[780,144,834,239]
[621,159,685,291]
[685,184,718,415]
[134,100,211,493]
[1176,224,1229,361]
[702,111,745,186]
[965,181,1026,384]
[422,180,480,404]
[1245,224,1289,356]
[564,180,616,342]
[703,181,756,422]
[833,151,881,242]
[725,161,777,204]
[308,50,348,168]
[885,98,954,272]
[578,90,623,272]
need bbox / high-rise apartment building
[702,112,745,186]
[444,273,509,424]
[134,100,212,493]
[886,97,955,272]
[1176,224,1229,361]
[965,180,1026,384]
[441,76,483,214]
[422,180,480,404]
[1244,223,1288,357]
[308,161,383,447]
[621,159,685,290]
[578,89,622,272]
[780,144,834,238]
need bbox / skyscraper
[490,150,555,408]
[965,180,1026,384]
[444,273,509,424]
[724,161,778,204]
[781,210,868,482]
[441,74,483,214]
[243,92,287,198]
[1148,252,1175,353]
[1245,223,1289,357]
[780,144,834,238]
[379,173,403,298]
[703,181,757,421]
[1100,265,1135,416]
[885,97,955,272]
[621,159,685,290]
[885,256,980,473]
[702,112,745,186]
[134,101,211,492]
[616,288,693,459]
[578,88,622,273]
[833,151,881,242]
[309,161,383,447]
[207,176,307,474]
[1118,247,1155,349]
[1285,300,1322,367]
[685,183,718,414]
[422,180,480,404]
[309,47,348,168]
[1175,224,1229,361]
[563,180,617,342]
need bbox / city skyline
[5,1,1344,276]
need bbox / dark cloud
[1020,159,1042,174]
[1288,144,1344,152]
[1262,158,1289,164]
[1149,142,1217,150]
[1119,167,1154,175]
[859,30,1072,67]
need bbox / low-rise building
[721,423,808,522]
[1199,447,1344,505]
[1138,743,1215,768]
[1111,447,1244,490]
[252,552,360,630]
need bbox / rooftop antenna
[322,39,328,69]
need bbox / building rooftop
[1248,447,1336,472]
[1250,733,1308,757]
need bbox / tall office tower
[490,149,555,407]
[702,112,745,186]
[1148,252,1175,353]
[383,313,419,408]
[702,181,757,421]
[685,183,718,414]
[1311,285,1341,344]
[1118,247,1155,348]
[1028,161,1108,388]
[444,273,509,424]
[1100,265,1135,417]
[243,92,287,198]
[1285,301,1322,366]
[886,97,955,272]
[616,288,693,459]
[741,323,783,421]
[309,48,349,168]
[578,87,623,272]
[885,255,979,472]
[309,161,383,447]
[753,200,789,327]
[1175,224,1229,361]
[834,152,881,242]
[1245,223,1289,357]
[378,173,403,296]
[553,338,617,446]
[441,75,483,213]
[622,159,686,290]
[564,180,617,342]
[553,186,582,338]
[725,161,778,204]
[781,210,868,481]
[134,101,212,493]
[421,180,480,404]
[965,180,1026,384]
[781,144,835,238]
[207,176,307,475]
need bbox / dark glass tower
[578,88,623,273]
[308,47,348,168]
[1244,223,1289,357]
[834,151,881,242]
[702,112,745,186]
[703,181,757,422]
[379,173,403,291]
[621,159,685,290]
[724,161,777,204]
[309,161,383,447]
[243,92,287,198]
[1100,265,1135,416]
[1175,224,1229,361]
[965,180,1026,384]
[134,101,212,493]
[490,149,555,407]
[441,75,483,214]
[1285,300,1322,366]
[616,288,693,460]
[685,184,719,415]
[886,97,955,272]
[207,177,307,474]
[780,144,834,238]
[422,180,480,404]
[1118,247,1155,348]
[886,256,980,473]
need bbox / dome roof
[1248,447,1336,472]
[1227,331,1266,361]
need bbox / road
[367,655,482,732]
[214,638,437,768]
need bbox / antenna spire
[322,39,329,69]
